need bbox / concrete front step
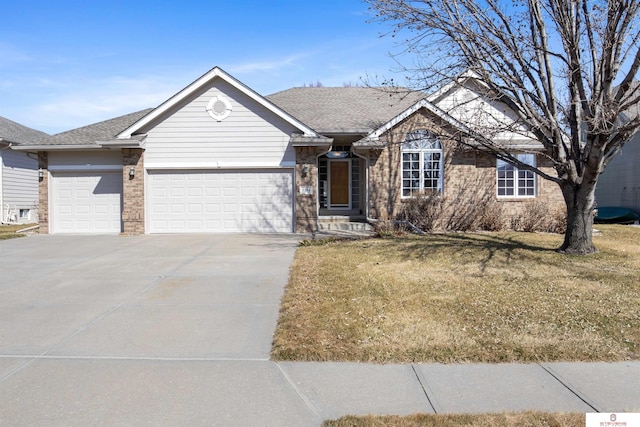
[318,221,372,232]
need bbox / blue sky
[1,0,407,134]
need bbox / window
[497,153,536,197]
[401,130,443,197]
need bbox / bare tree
[367,0,640,254]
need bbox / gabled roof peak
[117,66,320,139]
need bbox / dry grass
[323,411,585,427]
[0,223,36,240]
[272,225,640,363]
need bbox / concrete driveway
[0,234,322,426]
[3,234,638,425]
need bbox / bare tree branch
[366,0,640,254]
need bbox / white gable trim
[426,71,485,103]
[116,66,319,139]
[365,98,468,141]
[363,88,544,151]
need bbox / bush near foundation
[397,195,566,234]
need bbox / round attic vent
[206,95,232,121]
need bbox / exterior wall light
[129,166,135,179]
[38,168,44,180]
[302,164,310,177]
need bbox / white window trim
[401,130,444,198]
[496,153,537,198]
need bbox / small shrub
[372,219,399,238]
[511,201,567,234]
[397,191,443,232]
[512,201,548,232]
[544,206,567,234]
[477,201,506,231]
[299,236,340,246]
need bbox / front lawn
[271,225,640,363]
[0,223,37,240]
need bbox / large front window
[401,130,443,197]
[497,153,536,197]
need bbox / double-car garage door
[148,170,293,233]
[50,169,293,233]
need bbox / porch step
[318,221,373,232]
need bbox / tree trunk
[558,181,598,254]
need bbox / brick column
[122,148,145,235]
[37,152,49,234]
[294,146,318,233]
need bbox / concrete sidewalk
[1,234,638,425]
[1,358,638,425]
[278,360,640,421]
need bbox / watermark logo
[586,412,640,427]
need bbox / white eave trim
[363,97,543,150]
[291,135,333,146]
[144,161,296,169]
[11,144,103,151]
[97,139,144,148]
[48,164,122,172]
[366,99,448,140]
[426,71,487,103]
[116,66,320,139]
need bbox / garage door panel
[148,169,293,233]
[51,172,122,234]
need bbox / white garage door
[148,169,293,233]
[51,171,123,234]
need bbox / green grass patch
[0,223,37,240]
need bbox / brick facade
[363,108,566,230]
[295,146,319,232]
[37,151,49,234]
[121,148,145,235]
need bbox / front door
[329,160,350,208]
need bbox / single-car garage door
[51,171,123,233]
[148,169,293,233]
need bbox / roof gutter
[97,139,144,149]
[291,135,333,147]
[11,139,144,151]
[10,144,104,151]
[0,137,14,147]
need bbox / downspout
[0,143,9,223]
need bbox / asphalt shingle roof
[46,109,153,145]
[18,87,427,147]
[266,87,425,134]
[0,116,49,145]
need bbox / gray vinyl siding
[596,135,640,211]
[1,150,38,222]
[144,79,297,168]
[47,151,123,169]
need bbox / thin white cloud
[24,74,185,134]
[228,52,311,74]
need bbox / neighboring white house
[0,116,48,224]
[596,133,640,212]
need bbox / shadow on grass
[376,232,560,273]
